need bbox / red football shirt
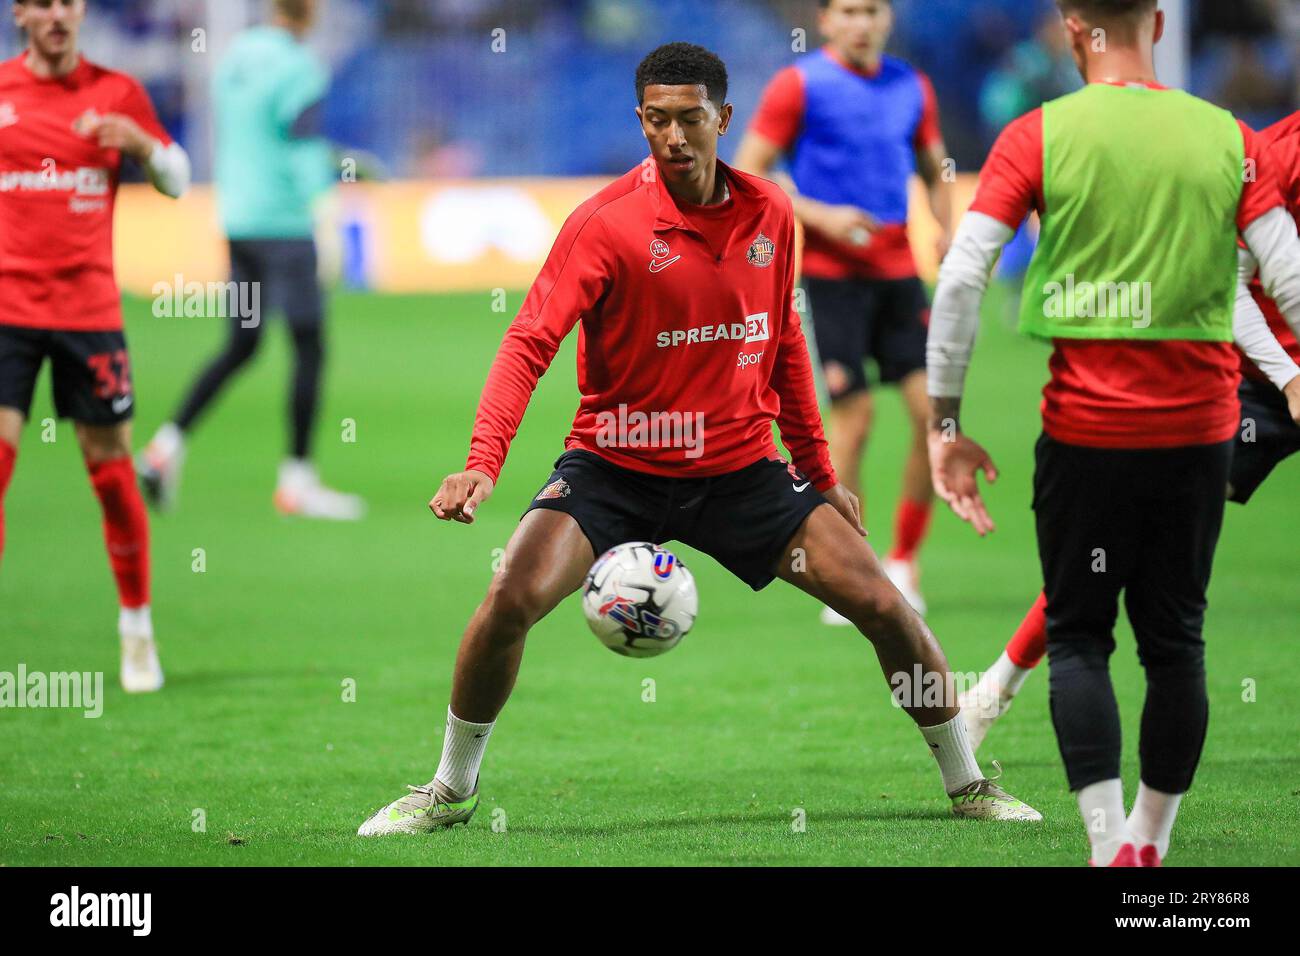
[1241,110,1300,383]
[0,54,172,332]
[749,48,942,281]
[970,83,1283,449]
[466,160,837,491]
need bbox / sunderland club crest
[747,232,775,268]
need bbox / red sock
[1006,591,1048,668]
[88,456,150,608]
[0,439,15,566]
[887,497,932,562]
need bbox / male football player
[958,111,1300,770]
[925,0,1300,865]
[137,0,363,520]
[0,0,190,691]
[358,43,1039,836]
[735,0,952,618]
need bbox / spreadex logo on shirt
[656,311,769,348]
[0,162,110,196]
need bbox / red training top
[0,54,172,332]
[970,83,1282,449]
[465,159,837,491]
[1241,110,1300,384]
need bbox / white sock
[985,651,1032,700]
[151,422,183,457]
[920,713,983,794]
[1127,782,1182,858]
[119,606,153,639]
[278,458,317,491]
[1077,778,1130,865]
[434,707,493,797]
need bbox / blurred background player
[0,0,189,691]
[735,0,952,620]
[927,0,1300,867]
[137,0,363,520]
[357,43,1039,837]
[959,110,1300,754]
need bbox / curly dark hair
[635,42,729,107]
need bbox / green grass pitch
[2,285,1297,866]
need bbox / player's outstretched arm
[926,211,1014,537]
[430,470,494,524]
[455,206,616,512]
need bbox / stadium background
[2,0,1298,866]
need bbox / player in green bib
[925,0,1300,865]
[139,0,364,520]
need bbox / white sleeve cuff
[145,141,191,199]
[926,211,1015,399]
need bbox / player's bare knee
[841,578,908,634]
[75,423,131,464]
[482,571,550,636]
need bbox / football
[582,542,698,658]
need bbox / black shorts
[804,275,929,398]
[228,237,323,330]
[0,325,134,425]
[524,450,828,591]
[1230,378,1300,504]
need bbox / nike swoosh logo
[112,396,133,413]
[792,481,810,493]
[648,255,681,274]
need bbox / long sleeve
[1233,246,1300,390]
[927,211,1014,398]
[465,208,617,482]
[1243,206,1300,343]
[769,204,836,491]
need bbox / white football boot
[119,607,164,694]
[136,422,186,513]
[949,775,1043,821]
[273,459,365,521]
[883,557,926,615]
[358,777,480,836]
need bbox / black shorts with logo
[1230,377,1300,504]
[804,275,929,398]
[0,325,134,425]
[524,450,828,591]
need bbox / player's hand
[823,483,867,537]
[928,430,998,537]
[817,205,880,247]
[430,469,494,524]
[92,114,157,162]
[1284,375,1300,426]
